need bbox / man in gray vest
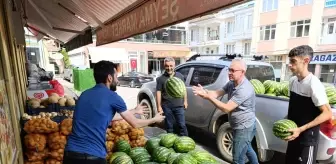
[192,59,258,164]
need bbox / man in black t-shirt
[285,45,332,164]
[156,57,188,136]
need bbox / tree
[60,48,71,68]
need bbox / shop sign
[325,0,336,8]
[96,0,243,45]
[310,53,336,64]
[130,59,137,69]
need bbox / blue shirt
[65,84,127,158]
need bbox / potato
[106,152,113,160]
[40,98,49,107]
[64,95,72,99]
[66,98,75,106]
[45,159,62,164]
[39,106,45,108]
[60,118,73,135]
[48,132,67,150]
[25,161,44,164]
[49,148,64,161]
[58,98,67,106]
[130,136,146,148]
[111,120,131,135]
[106,141,114,152]
[48,96,59,104]
[106,128,117,141]
[25,148,48,162]
[115,134,130,143]
[24,134,47,151]
[50,93,60,98]
[24,118,59,134]
[128,128,145,140]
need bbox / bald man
[192,59,259,164]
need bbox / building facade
[251,0,336,82]
[187,1,255,58]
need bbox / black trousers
[285,141,318,164]
[63,151,106,164]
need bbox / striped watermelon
[263,80,277,94]
[132,152,151,164]
[111,155,133,164]
[188,150,217,163]
[165,77,186,98]
[277,96,289,99]
[273,119,297,140]
[145,137,161,154]
[160,133,178,148]
[152,146,172,163]
[115,140,131,154]
[167,153,181,164]
[281,82,289,97]
[174,136,196,153]
[250,79,265,94]
[129,147,148,159]
[265,93,276,96]
[329,94,336,104]
[173,153,198,164]
[109,152,128,163]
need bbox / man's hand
[153,113,165,123]
[192,84,209,99]
[134,104,147,115]
[157,106,163,114]
[285,127,302,141]
[184,101,188,109]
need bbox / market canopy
[22,0,245,49]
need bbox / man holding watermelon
[284,45,332,164]
[156,57,189,136]
[192,59,259,164]
[63,61,165,164]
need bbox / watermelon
[329,94,336,104]
[129,147,148,159]
[188,150,218,163]
[165,77,186,98]
[173,153,198,164]
[250,79,265,94]
[109,152,128,163]
[174,136,196,153]
[158,133,168,139]
[265,93,276,96]
[112,155,133,164]
[169,148,176,153]
[281,82,289,97]
[152,146,172,163]
[160,133,178,148]
[277,96,289,99]
[132,153,151,164]
[145,137,161,154]
[263,80,277,94]
[115,140,131,154]
[273,119,298,140]
[167,153,181,164]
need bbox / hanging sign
[310,53,336,64]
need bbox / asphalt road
[58,78,288,164]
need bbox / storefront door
[320,64,336,84]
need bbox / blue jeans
[162,106,188,136]
[232,123,259,164]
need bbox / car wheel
[217,122,249,163]
[129,81,135,88]
[139,99,153,119]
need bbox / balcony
[231,30,252,41]
[121,38,186,45]
[320,35,336,45]
[189,38,220,47]
[207,35,220,41]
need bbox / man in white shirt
[285,45,332,164]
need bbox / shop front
[310,52,336,84]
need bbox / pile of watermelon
[250,79,290,99]
[109,133,219,164]
[324,83,336,105]
[272,119,298,140]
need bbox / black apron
[288,87,321,145]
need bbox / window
[290,19,310,37]
[227,21,234,34]
[245,65,275,83]
[208,27,219,40]
[260,25,276,40]
[247,15,253,29]
[206,47,210,54]
[175,66,192,83]
[190,66,222,86]
[294,0,312,6]
[328,23,334,34]
[191,30,194,41]
[244,42,251,55]
[263,0,278,12]
[226,44,235,54]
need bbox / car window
[190,66,222,86]
[175,66,191,83]
[245,65,275,83]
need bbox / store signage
[130,59,137,69]
[325,0,336,8]
[96,0,243,45]
[310,53,336,64]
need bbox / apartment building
[251,0,336,82]
[187,1,255,57]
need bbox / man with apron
[285,45,333,164]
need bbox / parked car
[118,71,154,88]
[137,54,336,163]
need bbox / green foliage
[60,48,71,68]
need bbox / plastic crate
[26,103,60,115]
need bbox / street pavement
[57,77,291,164]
